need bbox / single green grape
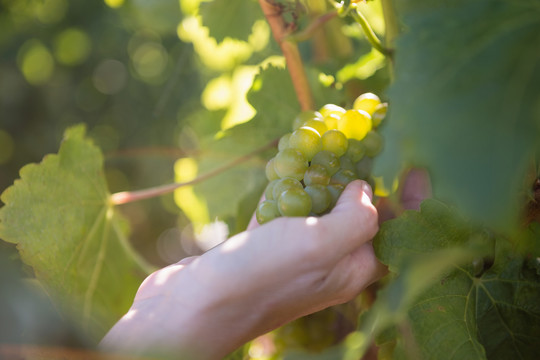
[278,133,292,151]
[371,102,388,128]
[331,169,358,186]
[265,157,279,181]
[304,184,331,214]
[302,119,328,135]
[292,110,323,131]
[319,104,346,118]
[304,164,330,186]
[256,200,280,224]
[311,150,340,176]
[289,127,322,161]
[355,156,373,180]
[272,177,303,200]
[362,130,384,157]
[346,139,366,162]
[327,183,345,208]
[264,179,279,200]
[337,109,372,141]
[321,129,348,157]
[338,155,355,173]
[274,148,308,180]
[278,188,312,217]
[352,92,381,115]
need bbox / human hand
[100,180,384,359]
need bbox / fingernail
[362,181,374,201]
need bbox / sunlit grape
[292,110,323,131]
[323,113,340,130]
[353,92,381,115]
[338,109,372,141]
[371,102,388,128]
[319,103,346,118]
[302,119,327,135]
[289,127,322,161]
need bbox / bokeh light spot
[35,0,68,24]
[132,42,168,82]
[104,0,125,8]
[54,28,92,66]
[93,59,127,94]
[17,40,55,85]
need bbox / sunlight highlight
[17,40,55,85]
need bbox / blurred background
[0,0,389,355]
[1,0,205,267]
[0,0,387,266]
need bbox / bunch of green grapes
[256,92,387,224]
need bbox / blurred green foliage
[0,0,389,356]
[0,0,387,265]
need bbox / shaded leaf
[178,65,300,231]
[0,125,150,339]
[372,199,540,359]
[376,0,540,231]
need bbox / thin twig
[349,7,393,58]
[285,10,338,43]
[110,138,279,205]
[106,146,189,159]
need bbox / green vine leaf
[375,0,540,231]
[372,200,540,360]
[200,0,263,43]
[0,125,152,339]
[200,65,300,228]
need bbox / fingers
[316,180,379,259]
[175,256,198,266]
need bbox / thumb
[317,180,379,257]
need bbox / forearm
[99,262,270,360]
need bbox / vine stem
[349,6,393,58]
[110,139,278,205]
[284,10,338,43]
[258,0,314,111]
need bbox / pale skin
[100,180,387,359]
